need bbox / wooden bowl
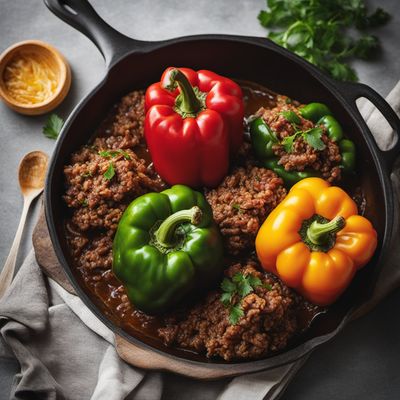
[0,40,71,115]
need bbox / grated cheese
[3,53,58,105]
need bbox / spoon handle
[0,197,32,299]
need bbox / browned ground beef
[206,165,286,255]
[159,260,307,361]
[92,90,146,150]
[64,91,165,277]
[256,98,341,182]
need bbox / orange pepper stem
[307,215,346,246]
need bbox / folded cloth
[0,82,399,400]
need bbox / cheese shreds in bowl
[4,53,58,105]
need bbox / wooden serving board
[32,205,239,380]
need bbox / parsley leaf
[258,0,390,81]
[247,275,263,288]
[43,114,64,139]
[229,304,244,325]
[281,110,301,125]
[281,132,301,153]
[104,162,115,180]
[221,273,264,325]
[303,127,326,151]
[220,292,233,307]
[98,149,131,160]
[221,277,236,293]
[281,127,325,153]
[231,203,243,214]
[263,283,273,291]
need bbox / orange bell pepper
[255,177,377,305]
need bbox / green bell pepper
[264,159,317,186]
[339,139,356,172]
[300,102,333,122]
[301,102,356,172]
[318,115,343,142]
[250,117,278,159]
[112,184,224,314]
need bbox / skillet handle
[44,0,146,67]
[336,81,400,170]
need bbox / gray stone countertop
[0,0,399,399]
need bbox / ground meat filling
[92,90,146,150]
[256,98,342,182]
[64,91,166,279]
[159,261,302,361]
[206,166,286,255]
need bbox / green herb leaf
[263,283,273,291]
[231,203,243,214]
[281,132,299,153]
[258,0,390,81]
[229,304,244,325]
[221,277,236,293]
[303,127,326,151]
[104,162,115,180]
[221,273,266,325]
[98,149,131,160]
[281,110,301,124]
[81,171,92,178]
[233,274,254,297]
[43,114,64,139]
[220,292,233,307]
[247,275,262,289]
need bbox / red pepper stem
[155,206,202,248]
[167,69,202,115]
[306,216,345,246]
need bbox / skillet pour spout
[44,0,400,376]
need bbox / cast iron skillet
[44,0,400,374]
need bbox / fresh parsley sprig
[221,272,269,325]
[98,149,131,160]
[98,149,131,181]
[103,163,115,180]
[43,114,64,139]
[258,0,390,81]
[282,126,325,153]
[278,111,325,153]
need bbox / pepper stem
[164,69,204,117]
[155,206,202,248]
[306,216,346,246]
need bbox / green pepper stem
[306,216,346,246]
[164,69,202,115]
[155,206,202,248]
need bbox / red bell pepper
[144,67,244,188]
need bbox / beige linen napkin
[0,82,399,400]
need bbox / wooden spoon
[0,151,48,299]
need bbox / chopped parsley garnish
[231,203,243,214]
[281,126,325,153]
[81,171,92,178]
[98,149,131,160]
[220,272,268,325]
[302,127,325,151]
[43,114,64,139]
[280,110,301,125]
[103,162,115,180]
